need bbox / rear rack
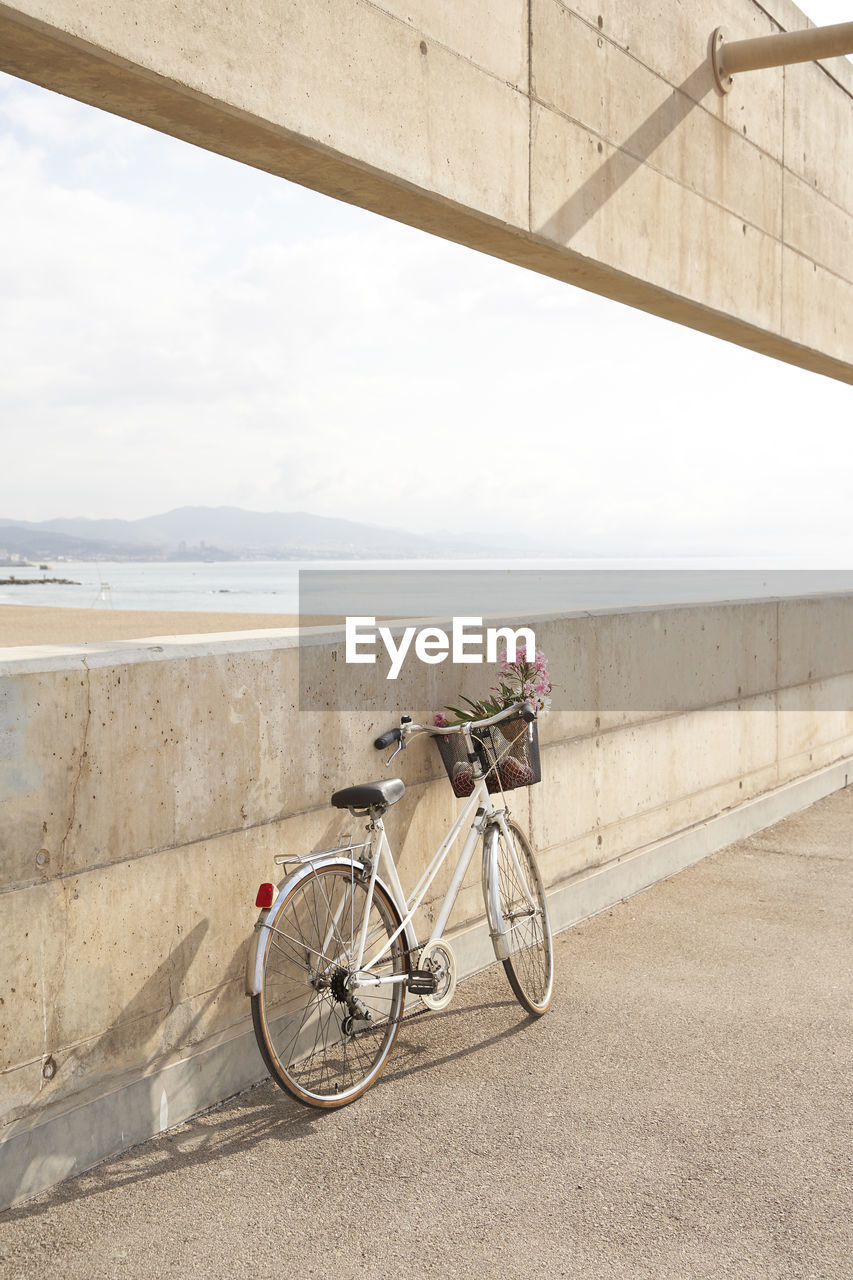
[274,838,372,867]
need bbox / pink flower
[434,712,450,728]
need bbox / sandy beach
[0,604,332,648]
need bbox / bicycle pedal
[407,968,439,995]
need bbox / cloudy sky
[0,2,850,560]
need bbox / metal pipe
[712,22,853,92]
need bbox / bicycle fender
[244,855,413,996]
[481,823,509,961]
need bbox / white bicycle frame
[355,777,492,982]
[246,709,541,998]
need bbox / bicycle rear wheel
[484,820,554,1015]
[251,862,406,1107]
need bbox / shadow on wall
[5,921,255,1203]
[536,60,716,244]
[5,801,380,1208]
[89,921,213,1072]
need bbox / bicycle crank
[415,939,457,1011]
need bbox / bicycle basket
[434,718,541,798]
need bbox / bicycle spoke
[488,821,554,1016]
[313,867,352,962]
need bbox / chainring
[418,939,458,1011]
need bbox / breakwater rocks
[0,576,82,586]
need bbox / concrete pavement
[1,787,850,1279]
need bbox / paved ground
[1,788,851,1279]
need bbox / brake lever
[384,739,404,768]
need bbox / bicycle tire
[485,820,554,1015]
[251,861,407,1107]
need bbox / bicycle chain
[342,998,434,1037]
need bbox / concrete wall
[0,0,851,382]
[1,595,852,1207]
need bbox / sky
[0,2,850,561]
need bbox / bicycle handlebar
[373,700,536,750]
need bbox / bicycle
[246,700,554,1108]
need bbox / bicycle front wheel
[484,820,554,1015]
[251,862,407,1107]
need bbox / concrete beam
[0,1,851,383]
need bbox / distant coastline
[0,575,81,586]
[3,559,853,621]
[0,504,522,565]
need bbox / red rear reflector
[255,883,275,909]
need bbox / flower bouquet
[434,648,552,798]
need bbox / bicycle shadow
[3,921,242,1215]
[1,987,544,1221]
[0,1085,318,1224]
[5,812,363,1214]
[384,991,547,1085]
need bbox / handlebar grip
[519,702,536,724]
[374,728,402,750]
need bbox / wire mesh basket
[434,717,541,798]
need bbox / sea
[2,559,853,616]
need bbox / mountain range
[0,506,517,562]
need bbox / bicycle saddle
[330,778,405,813]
